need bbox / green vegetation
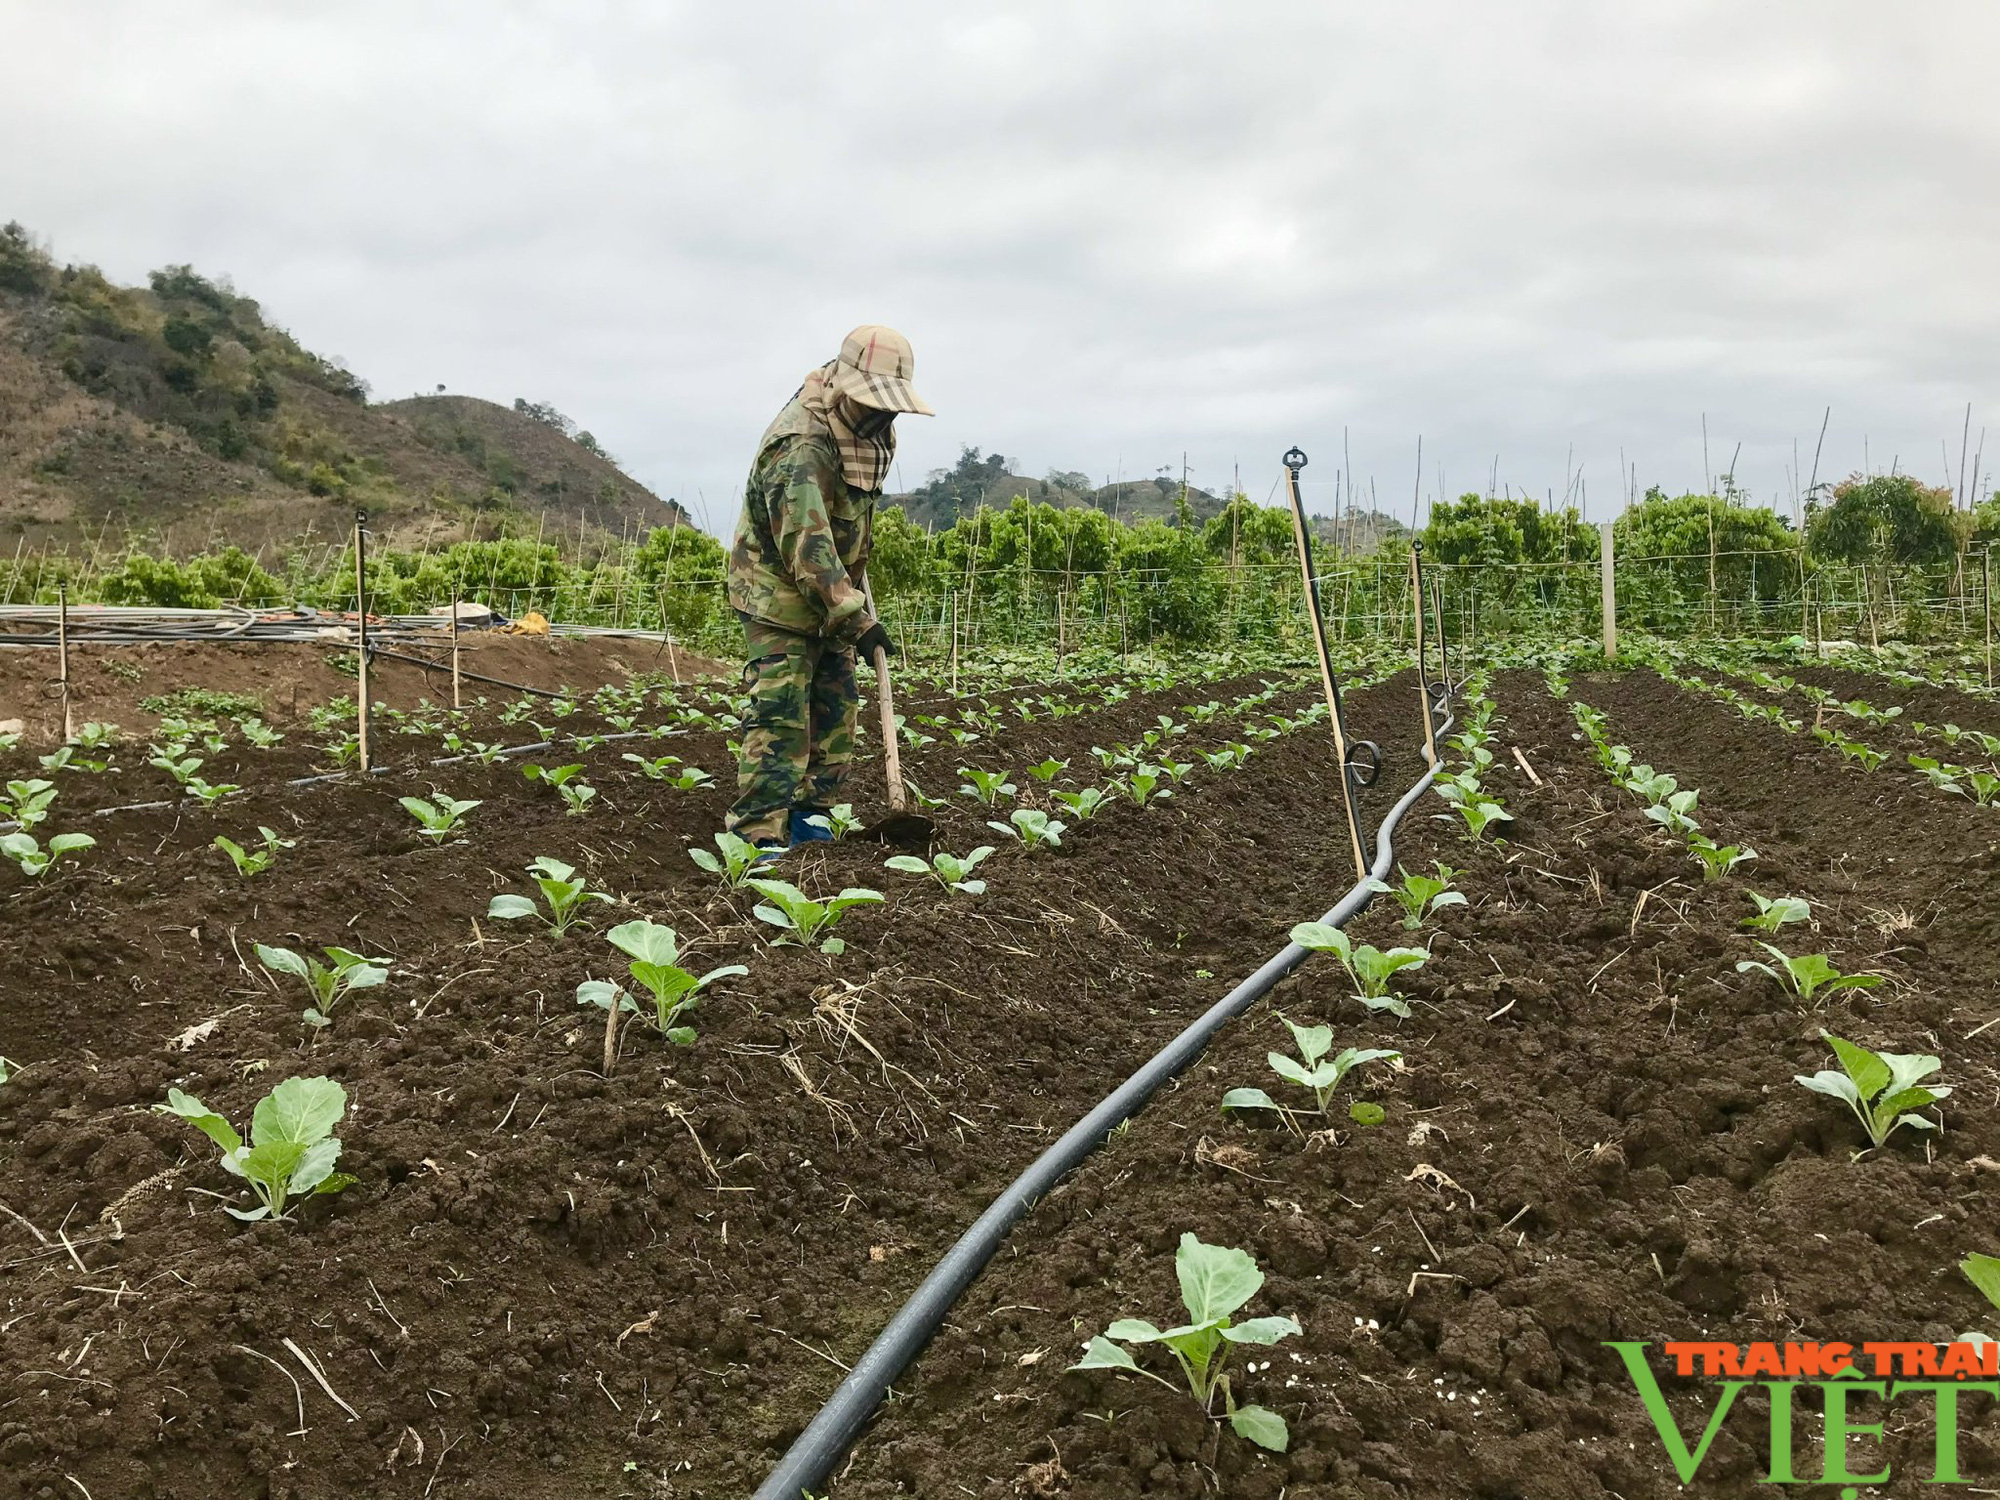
[1221,1016,1399,1121]
[487,856,612,937]
[1070,1233,1300,1452]
[575,919,744,1045]
[747,879,883,955]
[255,942,391,1028]
[155,1076,355,1223]
[1795,1032,1950,1151]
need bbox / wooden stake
[354,512,371,775]
[1599,521,1617,660]
[56,584,74,744]
[1410,545,1438,768]
[449,593,462,710]
[1986,546,1994,688]
[1282,448,1368,881]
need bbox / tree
[513,398,576,436]
[1807,473,1964,567]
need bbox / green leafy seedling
[1221,1015,1399,1120]
[400,793,480,842]
[0,831,95,878]
[215,826,295,878]
[746,879,883,955]
[1795,1030,1950,1151]
[1687,836,1756,883]
[1367,862,1466,930]
[154,1076,356,1222]
[1111,767,1172,806]
[1053,787,1107,821]
[958,767,1017,806]
[184,776,241,807]
[488,856,613,936]
[689,830,766,888]
[1962,1254,2000,1345]
[1291,921,1427,1018]
[813,803,864,839]
[1737,942,1882,1005]
[990,807,1066,851]
[886,845,994,896]
[1026,758,1068,783]
[5,778,58,829]
[575,918,744,1044]
[255,942,391,1028]
[1741,892,1811,934]
[1447,798,1512,842]
[149,751,204,787]
[1069,1233,1299,1452]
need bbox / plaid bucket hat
[826,325,934,415]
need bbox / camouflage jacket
[727,395,877,641]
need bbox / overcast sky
[3,2,1996,534]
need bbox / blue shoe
[789,807,835,845]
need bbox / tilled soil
[1,661,1430,1500]
[827,668,2000,1499]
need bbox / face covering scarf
[798,361,896,491]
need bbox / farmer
[722,325,933,855]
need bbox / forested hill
[0,221,689,554]
[890,445,1233,530]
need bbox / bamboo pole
[1599,521,1617,660]
[1410,546,1437,767]
[57,583,73,744]
[354,512,371,774]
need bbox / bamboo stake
[449,590,462,710]
[1282,448,1368,881]
[1409,545,1437,768]
[57,583,74,743]
[354,512,371,775]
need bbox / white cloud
[2,0,1995,528]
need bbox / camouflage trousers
[724,616,859,845]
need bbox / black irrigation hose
[751,696,1456,1500]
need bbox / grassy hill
[891,446,1232,531]
[0,222,688,555]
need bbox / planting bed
[4,655,1999,1499]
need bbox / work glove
[855,622,897,661]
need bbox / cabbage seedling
[1795,1030,1950,1151]
[690,830,765,888]
[155,1076,356,1222]
[74,721,119,749]
[4,778,57,829]
[1366,862,1466,930]
[1644,788,1702,837]
[1110,767,1172,806]
[886,845,993,896]
[989,807,1066,851]
[1445,798,1512,842]
[1053,787,1107,821]
[149,751,204,786]
[488,856,612,936]
[215,826,295,878]
[1202,744,1254,772]
[184,776,240,807]
[747,878,883,955]
[255,942,391,1028]
[575,918,745,1044]
[41,746,109,774]
[958,767,1017,806]
[1026,758,1068,783]
[238,718,284,748]
[1291,922,1427,1018]
[400,792,480,842]
[1741,892,1811,934]
[1221,1015,1399,1121]
[1687,836,1756,883]
[814,803,864,839]
[1736,942,1881,1005]
[1070,1233,1299,1452]
[1962,1254,2000,1344]
[0,831,94,878]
